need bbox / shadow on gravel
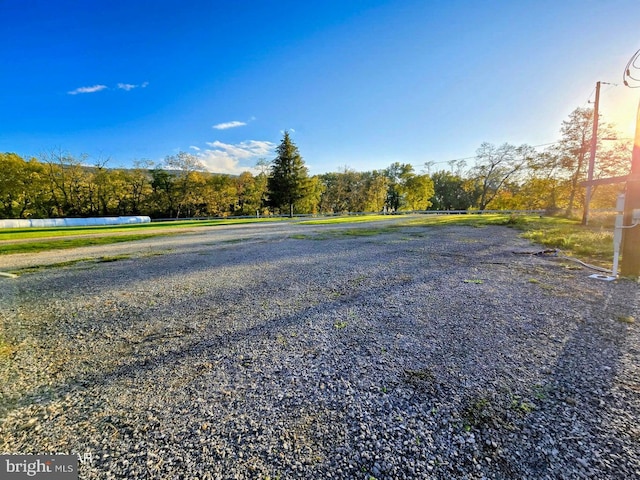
[2,225,639,479]
[470,279,640,479]
[1,233,423,410]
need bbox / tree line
[0,107,631,220]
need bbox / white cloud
[117,83,136,91]
[68,82,149,95]
[68,84,107,95]
[212,120,247,130]
[189,145,201,151]
[117,82,149,91]
[197,140,275,174]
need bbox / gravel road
[0,218,639,479]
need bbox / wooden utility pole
[620,98,640,277]
[582,81,601,225]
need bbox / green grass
[0,217,286,254]
[400,213,526,228]
[0,217,282,241]
[517,221,613,265]
[0,233,173,255]
[401,214,615,268]
[297,214,390,225]
[332,227,395,236]
[290,226,397,240]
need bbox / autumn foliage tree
[0,103,630,221]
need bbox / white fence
[0,216,151,229]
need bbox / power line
[424,137,635,169]
[584,85,596,106]
[426,141,561,166]
[623,48,640,87]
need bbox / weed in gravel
[97,254,131,262]
[403,367,438,397]
[533,384,549,401]
[328,289,345,299]
[461,396,493,431]
[141,250,172,257]
[349,274,368,285]
[0,336,14,358]
[334,227,397,237]
[239,356,253,368]
[463,279,484,284]
[460,392,526,431]
[12,258,93,274]
[510,395,535,414]
[404,368,436,384]
[332,308,352,328]
[528,278,555,291]
[562,263,583,271]
[617,315,635,324]
[394,274,413,283]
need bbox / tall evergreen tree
[267,131,309,217]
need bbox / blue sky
[1,0,640,175]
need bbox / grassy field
[402,214,615,267]
[0,217,282,240]
[0,214,617,269]
[0,217,284,254]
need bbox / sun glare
[601,87,640,140]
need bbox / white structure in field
[0,216,151,229]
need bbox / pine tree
[267,131,309,217]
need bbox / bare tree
[471,142,533,211]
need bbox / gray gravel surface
[1,219,639,479]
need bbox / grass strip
[0,217,282,241]
[0,233,171,255]
[297,215,391,225]
[402,214,614,267]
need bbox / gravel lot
[1,218,639,479]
